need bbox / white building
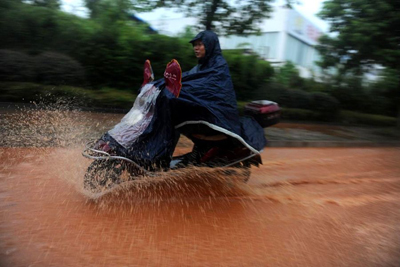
[220,6,324,78]
[138,6,325,78]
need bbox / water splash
[1,94,252,206]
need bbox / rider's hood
[189,30,222,67]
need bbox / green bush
[224,51,274,100]
[0,1,278,99]
[366,69,399,117]
[339,110,397,127]
[0,82,135,110]
[0,50,86,86]
[276,89,340,121]
[331,85,365,112]
[35,52,86,85]
[252,82,286,103]
[303,78,329,93]
[256,84,314,111]
[280,108,396,126]
[280,108,319,121]
[274,61,303,88]
[278,89,312,109]
[310,92,340,120]
[0,82,44,102]
[327,75,394,116]
[0,50,35,82]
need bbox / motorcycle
[82,60,281,193]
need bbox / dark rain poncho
[105,30,267,168]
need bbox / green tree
[84,0,102,18]
[224,50,274,100]
[274,61,304,89]
[368,68,400,116]
[0,0,283,97]
[317,0,400,126]
[154,0,275,35]
[84,0,128,18]
[177,25,197,41]
[83,0,294,35]
[83,0,156,18]
[25,0,61,9]
[0,0,21,8]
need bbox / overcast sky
[61,0,329,32]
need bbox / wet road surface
[1,146,400,267]
[1,107,400,266]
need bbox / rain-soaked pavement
[1,107,400,266]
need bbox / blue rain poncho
[105,30,267,168]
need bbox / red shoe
[164,59,182,98]
[141,59,154,87]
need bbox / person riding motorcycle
[100,30,266,170]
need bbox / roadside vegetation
[0,0,398,127]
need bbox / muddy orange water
[2,147,400,267]
[1,109,400,266]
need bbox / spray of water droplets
[1,94,253,206]
[1,95,116,148]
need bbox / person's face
[193,40,206,59]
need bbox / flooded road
[1,108,400,266]
[1,146,400,267]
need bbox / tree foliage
[0,50,86,85]
[317,0,400,125]
[223,50,274,100]
[84,0,297,35]
[317,0,400,72]
[24,0,61,9]
[0,0,277,98]
[3,0,398,122]
[274,61,304,89]
[83,0,159,18]
[142,0,275,35]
